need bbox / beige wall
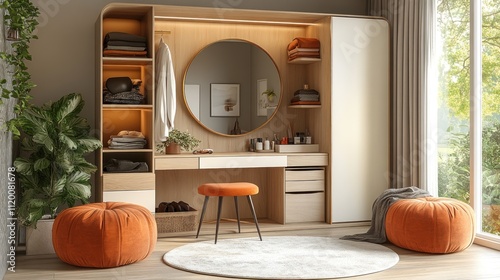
[27,0,366,129]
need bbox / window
[436,0,500,247]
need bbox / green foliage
[156,129,201,152]
[13,93,102,227]
[0,0,40,116]
[438,122,500,234]
[437,0,500,118]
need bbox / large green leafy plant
[13,93,102,227]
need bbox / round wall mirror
[183,39,281,136]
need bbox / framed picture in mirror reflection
[210,83,240,117]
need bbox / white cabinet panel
[330,17,390,222]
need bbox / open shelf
[288,57,321,64]
[288,104,321,109]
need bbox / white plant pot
[25,219,55,255]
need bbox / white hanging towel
[154,38,176,142]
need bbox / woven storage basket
[155,207,198,233]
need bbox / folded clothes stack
[108,130,147,149]
[104,158,149,173]
[103,32,147,57]
[287,37,320,62]
[290,85,320,105]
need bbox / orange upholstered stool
[385,197,475,254]
[52,202,157,268]
[196,182,262,244]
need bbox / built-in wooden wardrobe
[95,3,390,226]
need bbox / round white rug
[163,236,399,279]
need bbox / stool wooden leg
[234,196,241,233]
[196,196,210,238]
[215,196,223,244]
[246,195,262,241]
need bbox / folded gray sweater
[341,186,431,244]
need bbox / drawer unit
[285,167,325,223]
[287,154,328,167]
[285,192,325,223]
[102,173,155,191]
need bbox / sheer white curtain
[368,0,437,192]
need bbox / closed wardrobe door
[330,16,390,222]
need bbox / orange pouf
[52,202,157,268]
[385,197,475,254]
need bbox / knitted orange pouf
[385,197,475,254]
[52,202,157,268]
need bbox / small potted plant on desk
[13,93,102,255]
[158,128,201,154]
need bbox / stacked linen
[290,85,320,105]
[108,130,147,149]
[104,32,147,57]
[287,37,320,62]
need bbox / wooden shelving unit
[95,4,156,211]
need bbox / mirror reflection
[184,40,281,136]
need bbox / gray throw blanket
[341,186,431,244]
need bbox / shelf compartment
[103,104,153,109]
[102,14,153,59]
[102,64,153,105]
[102,108,153,149]
[102,152,153,173]
[288,104,321,109]
[103,57,153,65]
[287,57,321,64]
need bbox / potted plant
[13,93,102,254]
[261,89,277,102]
[156,129,201,154]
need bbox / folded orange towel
[287,37,320,51]
[103,49,148,57]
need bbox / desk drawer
[287,154,328,167]
[286,180,324,192]
[285,192,325,223]
[155,157,199,170]
[286,169,324,181]
[103,173,155,191]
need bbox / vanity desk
[154,152,328,225]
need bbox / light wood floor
[4,222,500,280]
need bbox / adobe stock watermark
[339,20,387,63]
[6,166,17,273]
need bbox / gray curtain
[368,0,436,190]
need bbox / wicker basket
[155,207,198,233]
